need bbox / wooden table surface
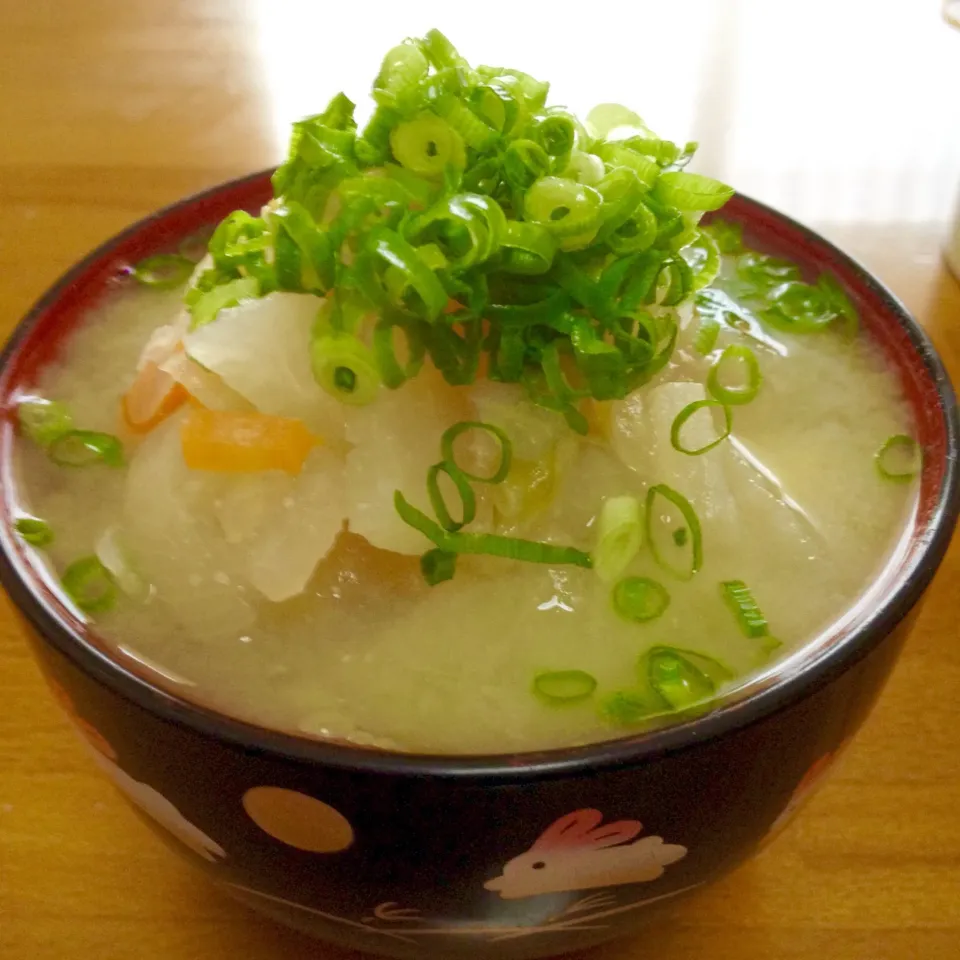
[2,2,960,958]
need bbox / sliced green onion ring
[593,495,643,583]
[48,430,124,468]
[720,580,769,638]
[682,229,721,290]
[584,103,653,140]
[17,397,73,448]
[373,317,426,389]
[427,460,477,532]
[533,670,597,704]
[360,227,449,322]
[693,314,721,355]
[600,687,668,725]
[132,254,195,289]
[389,113,466,178]
[502,139,551,190]
[523,177,603,238]
[14,515,54,547]
[704,218,744,254]
[875,434,922,483]
[189,276,260,330]
[311,333,381,405]
[652,171,734,212]
[645,483,703,580]
[61,556,117,614]
[670,399,732,456]
[643,645,732,710]
[534,114,576,157]
[707,344,762,406]
[612,576,670,623]
[500,221,557,275]
[441,421,513,484]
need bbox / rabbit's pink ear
[531,809,604,850]
[581,819,643,849]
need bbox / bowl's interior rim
[0,171,957,781]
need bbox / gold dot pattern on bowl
[242,785,355,853]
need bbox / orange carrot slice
[122,361,189,433]
[180,408,317,475]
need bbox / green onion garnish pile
[185,28,732,432]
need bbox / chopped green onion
[720,580,769,638]
[61,556,117,614]
[645,484,702,580]
[359,227,449,322]
[189,276,260,329]
[421,29,471,73]
[132,254,195,289]
[642,645,732,710]
[533,670,597,704]
[606,202,658,255]
[427,460,477,532]
[707,344,762,406]
[48,430,123,468]
[597,143,659,189]
[584,103,653,140]
[185,29,734,434]
[394,491,592,569]
[14,515,54,547]
[599,687,668,725]
[311,333,381,405]
[670,399,732,456]
[404,192,506,270]
[875,434,922,483]
[693,314,721,355]
[500,221,558,275]
[682,229,721,290]
[270,200,335,292]
[593,495,643,583]
[816,273,859,338]
[704,218,744,254]
[390,113,466,178]
[672,528,687,547]
[441,421,513,484]
[372,317,426,389]
[523,177,603,244]
[612,576,670,623]
[561,150,606,186]
[374,41,430,110]
[17,397,73,448]
[533,114,576,157]
[736,251,801,291]
[420,548,457,585]
[435,94,499,151]
[761,280,838,334]
[502,139,551,190]
[652,171,734,212]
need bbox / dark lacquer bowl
[1,172,957,960]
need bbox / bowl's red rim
[0,170,957,782]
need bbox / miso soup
[9,31,919,754]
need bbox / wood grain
[2,2,960,958]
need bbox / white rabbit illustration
[485,808,686,900]
[82,734,227,862]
